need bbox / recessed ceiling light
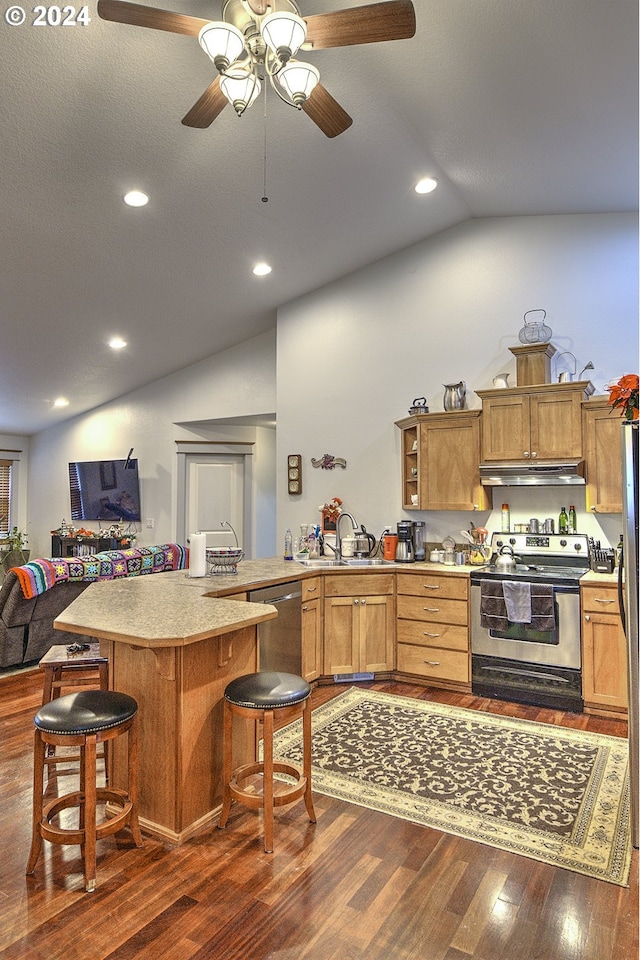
[253,262,272,277]
[123,190,149,207]
[109,337,127,350]
[53,397,69,408]
[415,177,438,195]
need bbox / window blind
[0,461,12,534]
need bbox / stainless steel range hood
[479,460,585,486]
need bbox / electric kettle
[353,526,376,558]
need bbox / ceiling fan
[97,0,416,137]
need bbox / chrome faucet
[334,512,358,561]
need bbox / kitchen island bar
[55,575,277,844]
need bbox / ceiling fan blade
[182,78,228,128]
[97,0,210,36]
[302,84,353,138]
[304,0,415,49]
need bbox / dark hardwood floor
[0,667,637,960]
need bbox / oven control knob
[509,537,516,545]
[560,539,567,547]
[495,539,504,547]
[574,543,582,551]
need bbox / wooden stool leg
[83,736,97,892]
[218,699,233,830]
[26,729,46,876]
[263,709,274,854]
[302,699,316,823]
[127,714,143,847]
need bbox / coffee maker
[412,521,426,561]
[395,521,414,562]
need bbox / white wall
[23,214,638,560]
[27,330,276,558]
[276,213,638,551]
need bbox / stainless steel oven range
[470,533,590,712]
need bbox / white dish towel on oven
[502,581,532,623]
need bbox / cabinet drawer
[581,585,620,615]
[324,574,395,597]
[397,594,468,625]
[397,572,468,600]
[302,577,322,601]
[397,643,469,683]
[396,619,468,651]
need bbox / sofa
[0,544,188,670]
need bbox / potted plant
[1,526,30,574]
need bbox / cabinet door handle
[306,586,317,593]
[424,660,441,666]
[423,584,440,589]
[423,607,440,612]
[594,598,616,604]
[361,598,367,604]
[302,605,308,612]
[353,599,359,605]
[423,631,441,637]
[523,451,530,458]
[584,614,591,621]
[531,452,537,458]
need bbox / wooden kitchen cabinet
[323,574,395,676]
[395,572,470,690]
[582,397,623,513]
[301,577,323,682]
[476,382,593,463]
[395,411,489,511]
[581,582,628,716]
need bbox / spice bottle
[501,503,510,533]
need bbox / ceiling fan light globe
[260,12,306,62]
[198,22,245,72]
[276,60,319,106]
[220,71,262,114]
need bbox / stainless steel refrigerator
[620,420,639,848]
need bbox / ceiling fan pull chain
[262,79,269,203]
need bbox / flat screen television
[68,459,142,522]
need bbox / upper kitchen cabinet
[582,396,623,513]
[476,382,594,463]
[396,411,489,511]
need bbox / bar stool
[218,671,316,853]
[38,643,109,779]
[26,689,144,892]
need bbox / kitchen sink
[339,558,391,566]
[295,557,392,567]
[295,558,342,567]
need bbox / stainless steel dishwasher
[248,581,302,674]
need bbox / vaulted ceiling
[2,0,637,435]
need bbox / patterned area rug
[273,687,632,885]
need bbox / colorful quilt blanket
[14,543,188,599]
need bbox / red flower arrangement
[607,374,639,422]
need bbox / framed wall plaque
[287,454,302,494]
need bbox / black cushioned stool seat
[218,671,316,853]
[26,689,144,892]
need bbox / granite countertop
[168,557,477,597]
[54,574,277,648]
[580,569,619,584]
